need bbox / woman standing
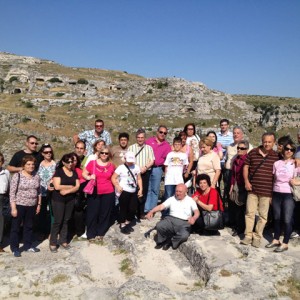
[112,152,143,234]
[206,131,223,160]
[184,123,200,171]
[10,155,41,257]
[37,143,56,238]
[82,145,115,242]
[266,141,296,252]
[229,140,249,236]
[49,153,79,252]
[196,138,221,189]
[82,140,106,167]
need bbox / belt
[152,165,163,168]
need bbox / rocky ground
[1,213,300,299]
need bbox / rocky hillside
[0,52,299,159]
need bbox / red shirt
[192,188,223,211]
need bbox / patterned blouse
[37,162,56,196]
[10,172,41,206]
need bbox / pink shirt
[146,136,171,166]
[273,160,295,193]
[86,161,115,194]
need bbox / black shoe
[120,226,130,235]
[154,243,164,250]
[162,242,172,251]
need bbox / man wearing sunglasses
[7,135,42,173]
[144,126,171,214]
[73,119,112,156]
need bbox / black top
[52,168,78,202]
[8,150,42,171]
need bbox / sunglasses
[43,151,52,154]
[65,161,73,164]
[95,125,103,128]
[159,131,167,135]
[284,146,295,152]
[237,146,247,150]
[29,142,38,145]
[100,152,109,155]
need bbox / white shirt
[163,195,198,220]
[164,151,188,185]
[0,168,10,194]
[115,164,141,193]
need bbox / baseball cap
[125,151,135,163]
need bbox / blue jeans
[164,185,176,201]
[144,167,163,213]
[272,191,295,244]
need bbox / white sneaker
[79,232,87,239]
[290,231,299,239]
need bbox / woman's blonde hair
[200,137,213,148]
[98,145,112,161]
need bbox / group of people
[0,118,300,256]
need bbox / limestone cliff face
[0,52,299,159]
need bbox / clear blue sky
[1,0,299,97]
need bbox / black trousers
[119,191,138,223]
[137,170,151,218]
[50,198,74,245]
[10,205,36,252]
[86,192,115,239]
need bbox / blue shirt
[78,129,112,155]
[217,131,234,163]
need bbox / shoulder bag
[202,190,224,231]
[230,164,239,203]
[3,172,20,217]
[291,176,300,202]
[83,160,97,195]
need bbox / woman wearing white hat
[112,151,143,234]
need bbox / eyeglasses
[159,131,167,135]
[284,146,295,152]
[65,161,73,164]
[237,147,247,150]
[29,142,38,145]
[100,152,109,155]
[43,151,52,154]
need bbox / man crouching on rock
[146,184,199,250]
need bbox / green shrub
[25,102,33,108]
[9,76,18,83]
[147,89,153,94]
[77,78,88,85]
[55,92,65,97]
[48,77,62,83]
[21,117,31,123]
[157,81,168,89]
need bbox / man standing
[146,184,199,250]
[111,133,130,167]
[7,135,41,173]
[128,128,155,219]
[74,140,86,165]
[144,126,171,213]
[73,119,112,156]
[241,133,279,248]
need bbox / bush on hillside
[9,76,18,83]
[77,78,88,85]
[48,77,62,83]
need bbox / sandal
[60,243,71,250]
[49,245,58,253]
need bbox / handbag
[291,176,300,202]
[83,161,97,195]
[3,173,20,217]
[230,165,239,203]
[202,190,224,231]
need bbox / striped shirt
[128,143,155,169]
[245,147,279,197]
[78,129,112,155]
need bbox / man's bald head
[175,184,187,200]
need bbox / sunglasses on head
[159,131,167,135]
[284,146,295,152]
[237,146,247,150]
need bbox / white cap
[125,151,135,163]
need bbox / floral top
[10,172,41,206]
[37,163,56,196]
